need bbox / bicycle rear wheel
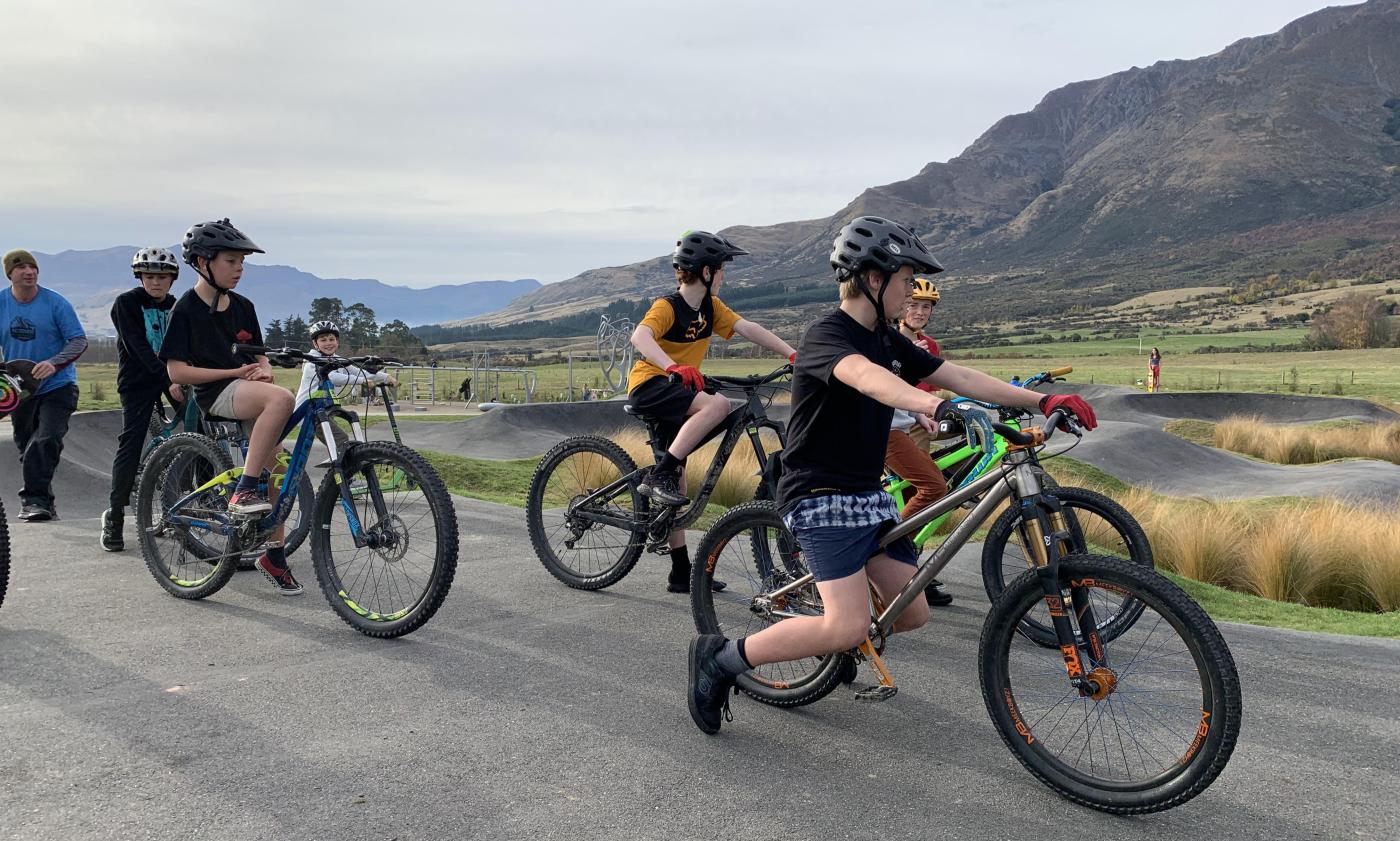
[136,433,239,599]
[691,501,846,708]
[981,487,1151,646]
[311,440,458,637]
[526,435,648,590]
[980,554,1240,813]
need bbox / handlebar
[232,344,402,373]
[667,364,792,392]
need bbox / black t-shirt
[110,287,175,394]
[159,288,264,413]
[776,309,942,511]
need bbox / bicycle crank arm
[852,639,898,702]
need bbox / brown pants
[885,428,949,519]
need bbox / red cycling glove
[666,364,705,392]
[1039,394,1098,431]
[788,352,797,364]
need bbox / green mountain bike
[884,367,1153,645]
[135,346,458,638]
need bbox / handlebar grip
[991,422,1037,447]
[1048,366,1073,377]
[232,343,269,355]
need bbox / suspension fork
[1014,462,1110,687]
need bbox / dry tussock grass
[1213,415,1400,465]
[1051,469,1400,613]
[610,426,780,509]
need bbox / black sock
[736,637,752,669]
[265,543,286,565]
[656,452,682,474]
[235,473,259,492]
[669,546,690,580]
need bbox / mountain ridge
[457,0,1400,330]
[22,246,540,335]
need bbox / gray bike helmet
[309,320,340,340]
[132,246,180,278]
[182,218,264,267]
[673,230,749,276]
[829,216,942,279]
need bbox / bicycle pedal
[852,684,898,703]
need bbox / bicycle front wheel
[980,554,1241,814]
[311,440,458,638]
[0,499,9,611]
[981,486,1151,646]
[692,501,847,708]
[136,433,239,599]
[526,435,648,590]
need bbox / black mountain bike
[1,355,41,612]
[692,411,1240,814]
[526,366,791,589]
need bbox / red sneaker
[255,553,303,596]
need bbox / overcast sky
[0,0,1334,287]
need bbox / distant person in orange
[1148,347,1162,392]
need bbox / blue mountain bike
[135,346,459,637]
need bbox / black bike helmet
[182,218,264,267]
[672,230,749,276]
[829,216,942,279]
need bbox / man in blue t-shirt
[1,249,88,520]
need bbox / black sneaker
[228,487,272,516]
[638,467,687,507]
[925,578,953,607]
[687,634,735,735]
[255,553,304,596]
[19,502,53,522]
[100,508,124,552]
[837,654,859,685]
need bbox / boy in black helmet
[627,230,796,593]
[101,247,185,551]
[685,216,1099,734]
[159,219,302,595]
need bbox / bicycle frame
[568,385,786,534]
[159,374,379,549]
[885,419,1018,544]
[763,416,1108,695]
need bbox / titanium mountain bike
[691,410,1240,814]
[526,366,790,590]
[136,345,458,637]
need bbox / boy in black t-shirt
[101,247,184,552]
[159,219,302,596]
[686,216,1099,734]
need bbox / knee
[895,600,930,633]
[702,392,729,418]
[268,388,294,416]
[827,615,871,651]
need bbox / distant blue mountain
[27,246,540,336]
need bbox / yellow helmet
[911,277,940,303]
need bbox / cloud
[0,0,1329,286]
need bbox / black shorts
[627,375,697,430]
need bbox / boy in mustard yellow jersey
[628,230,796,592]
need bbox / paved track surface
[4,391,1400,839]
[2,502,1398,841]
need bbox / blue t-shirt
[1,286,86,395]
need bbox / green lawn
[1166,573,1400,638]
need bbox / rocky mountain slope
[459,0,1400,331]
